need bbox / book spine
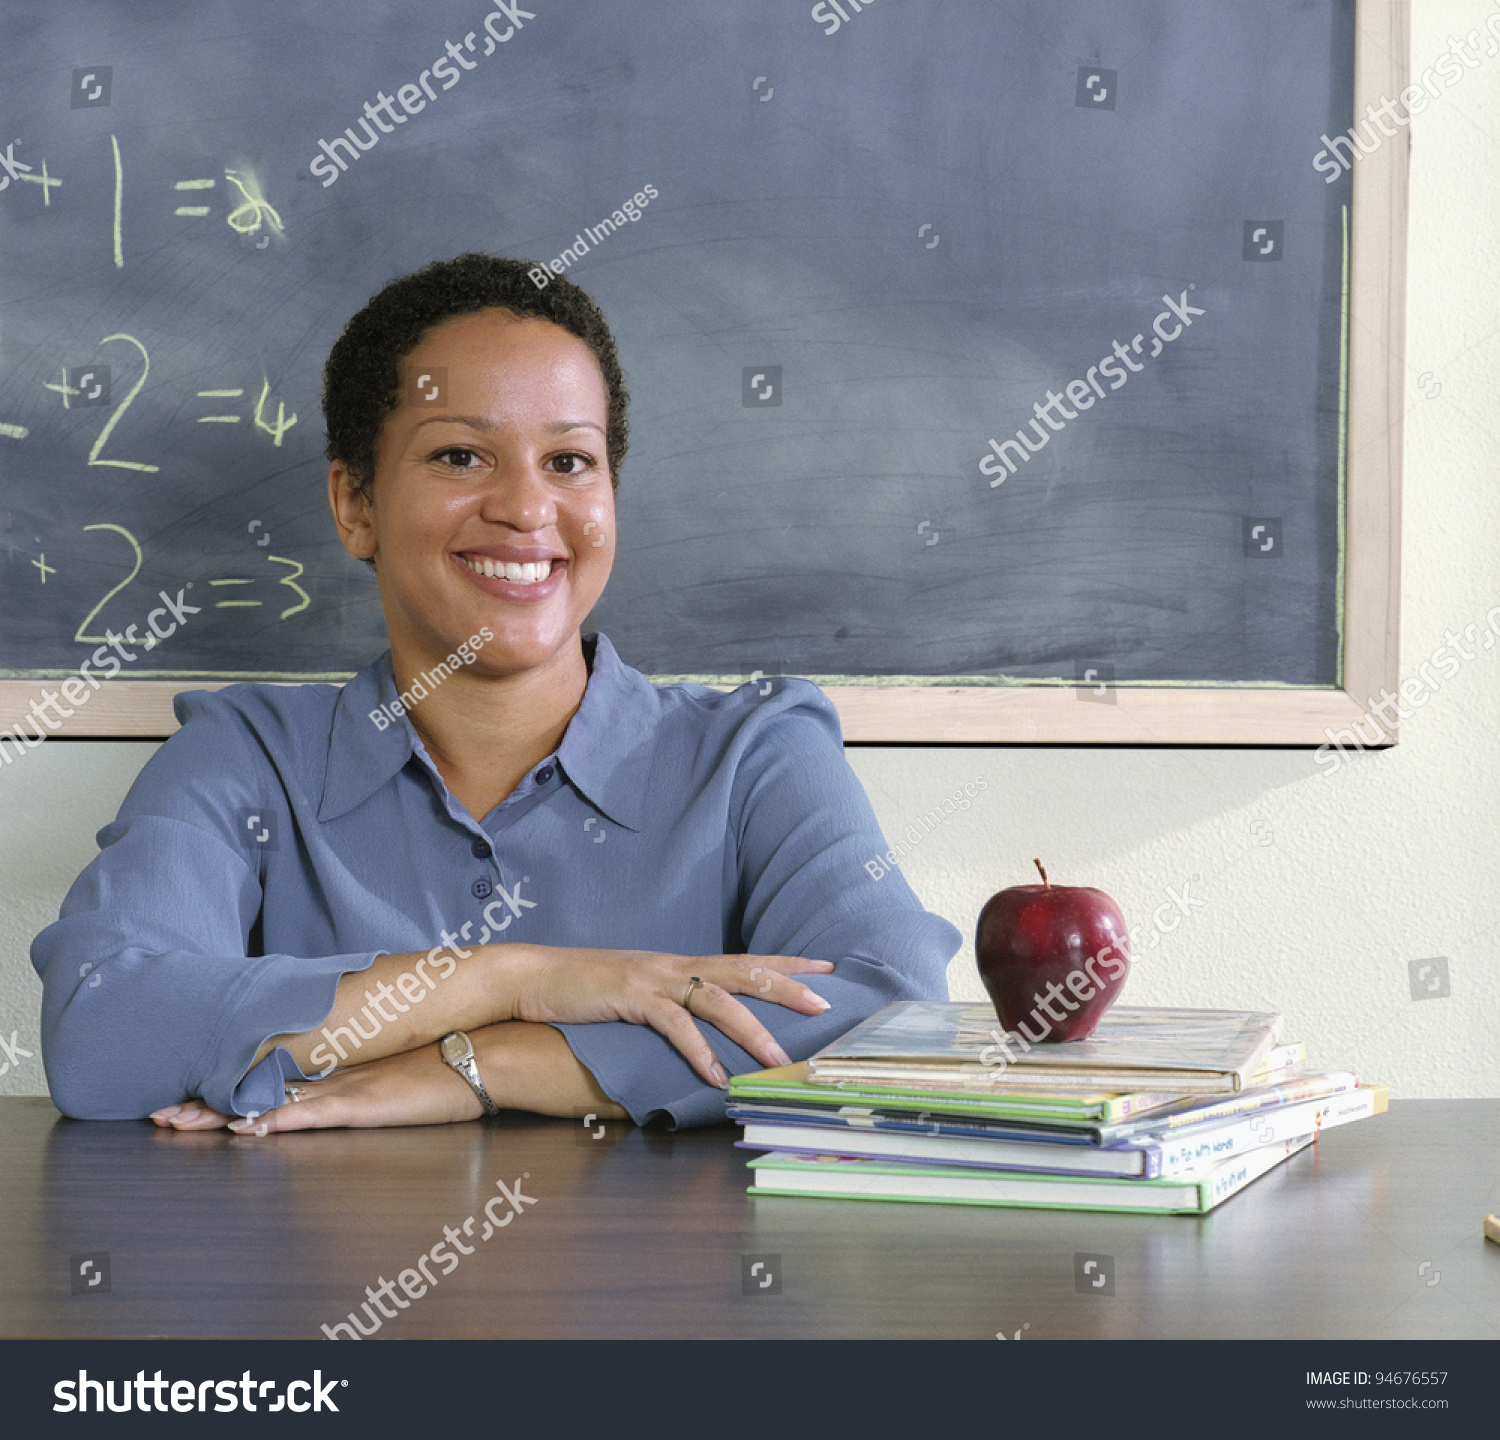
[1229,1017,1287,1090]
[1198,1133,1315,1210]
[1154,1088,1377,1177]
[1094,1072,1359,1145]
[1258,1041,1307,1074]
[1102,1090,1189,1122]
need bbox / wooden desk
[2,1098,1497,1340]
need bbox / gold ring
[682,976,706,1011]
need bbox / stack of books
[730,1001,1386,1214]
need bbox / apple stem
[1034,858,1049,888]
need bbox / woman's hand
[510,947,835,1089]
[149,948,839,1131]
[152,1042,489,1134]
[150,1023,631,1133]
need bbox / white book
[738,1084,1384,1181]
[1148,1085,1385,1177]
[747,1133,1316,1214]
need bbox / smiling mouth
[457,556,560,585]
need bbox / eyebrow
[409,415,605,436]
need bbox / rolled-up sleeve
[555,681,959,1128]
[31,697,378,1120]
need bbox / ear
[328,459,377,563]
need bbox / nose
[479,455,557,531]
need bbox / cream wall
[3,3,1497,1101]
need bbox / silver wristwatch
[440,1030,500,1115]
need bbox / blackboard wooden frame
[0,1,1406,747]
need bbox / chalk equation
[2,133,284,267]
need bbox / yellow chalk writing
[74,524,143,644]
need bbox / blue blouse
[32,633,958,1127]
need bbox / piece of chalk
[1485,1214,1500,1245]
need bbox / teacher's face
[338,307,615,677]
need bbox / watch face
[440,1032,472,1066]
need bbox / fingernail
[227,1118,264,1134]
[150,1105,181,1120]
[173,1106,201,1123]
[710,1062,729,1089]
[768,1043,792,1067]
[803,988,831,1011]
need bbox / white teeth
[462,556,553,584]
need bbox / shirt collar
[318,633,657,831]
[555,633,657,833]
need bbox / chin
[471,625,578,672]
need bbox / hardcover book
[735,1085,1385,1180]
[808,1001,1283,1095]
[746,1133,1316,1214]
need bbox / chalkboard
[0,0,1406,743]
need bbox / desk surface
[2,1098,1497,1340]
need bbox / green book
[746,1133,1315,1214]
[728,1061,1186,1125]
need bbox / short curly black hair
[322,252,629,495]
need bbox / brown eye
[433,447,479,469]
[550,451,593,476]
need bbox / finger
[731,954,836,976]
[242,1101,326,1133]
[683,983,794,1072]
[225,1099,334,1135]
[233,1091,353,1133]
[719,960,834,1014]
[649,1003,732,1089]
[153,1104,233,1130]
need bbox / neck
[391,635,590,817]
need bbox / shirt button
[471,879,492,899]
[536,765,555,785]
[471,838,492,859]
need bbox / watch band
[440,1030,501,1116]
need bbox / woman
[32,254,959,1133]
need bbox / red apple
[974,859,1131,1043]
